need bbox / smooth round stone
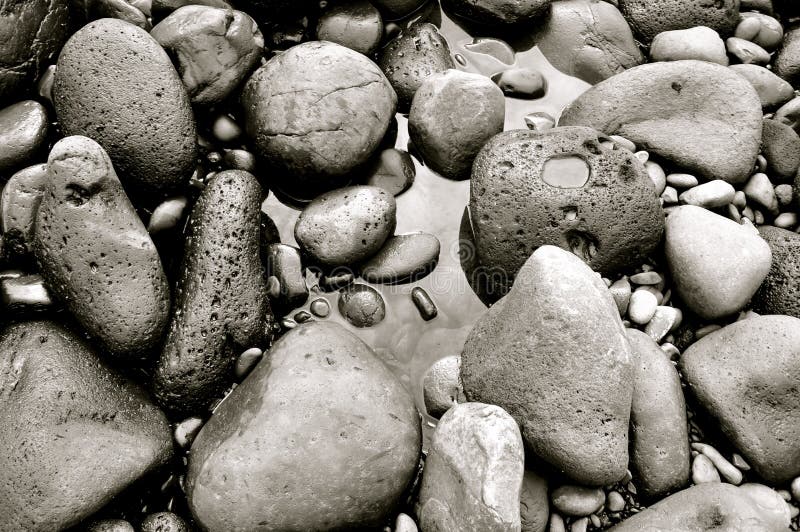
[147,196,188,234]
[1,163,47,257]
[617,0,739,42]
[211,114,242,143]
[643,305,682,342]
[309,298,330,318]
[692,453,721,484]
[735,15,762,40]
[645,160,666,195]
[520,470,549,532]
[729,64,794,110]
[727,37,771,64]
[650,26,728,65]
[561,60,762,185]
[551,486,605,517]
[223,148,256,172]
[775,29,800,86]
[295,186,396,267]
[33,136,170,359]
[234,347,263,380]
[681,315,800,484]
[609,277,631,316]
[154,170,271,416]
[360,232,440,284]
[316,0,383,56]
[187,322,421,531]
[491,68,546,99]
[378,22,454,111]
[140,512,189,532]
[422,355,465,418]
[0,321,173,531]
[409,70,505,180]
[607,491,626,512]
[243,41,396,199]
[0,0,70,102]
[628,289,658,325]
[264,243,308,310]
[665,205,772,320]
[740,12,783,50]
[743,172,779,215]
[174,416,204,448]
[396,513,418,532]
[666,173,698,188]
[365,148,415,196]
[462,246,632,486]
[53,18,196,196]
[470,127,663,297]
[693,443,743,485]
[338,283,386,327]
[535,0,643,85]
[417,402,524,531]
[761,118,800,179]
[752,226,800,318]
[609,483,791,531]
[678,179,735,208]
[0,100,48,175]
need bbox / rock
[409,70,504,180]
[535,0,643,85]
[752,226,800,318]
[360,232,440,284]
[441,0,551,25]
[761,119,800,179]
[775,29,800,85]
[86,519,135,532]
[470,127,663,297]
[0,321,172,530]
[727,37,771,65]
[187,321,421,531]
[378,23,454,110]
[609,277,631,316]
[417,402,524,532]
[617,0,739,43]
[524,112,555,131]
[365,148,415,196]
[609,483,791,531]
[650,26,728,65]
[396,513,418,532]
[628,329,691,499]
[461,246,633,485]
[740,12,783,50]
[0,0,70,102]
[628,289,657,325]
[1,163,47,258]
[643,305,682,342]
[491,68,546,99]
[665,205,771,320]
[151,0,231,14]
[371,0,425,17]
[607,491,626,512]
[520,470,549,532]
[422,355,465,418]
[33,136,170,359]
[295,185,396,267]
[140,512,189,532]
[53,18,196,197]
[264,243,308,310]
[678,179,735,208]
[242,41,396,199]
[681,315,800,484]
[154,170,272,416]
[0,100,48,175]
[743,172,779,214]
[316,0,383,56]
[81,0,150,29]
[151,6,264,106]
[693,442,743,485]
[560,60,762,185]
[337,283,386,327]
[692,453,721,484]
[666,172,699,188]
[730,64,794,110]
[551,486,605,517]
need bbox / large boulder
[559,60,763,185]
[461,245,632,486]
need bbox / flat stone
[650,26,728,65]
[551,486,604,517]
[360,232,440,284]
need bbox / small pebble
[549,513,567,532]
[37,64,57,105]
[775,184,794,207]
[338,283,386,327]
[148,196,188,234]
[174,416,204,448]
[281,318,297,329]
[754,208,765,225]
[726,37,771,64]
[609,277,631,316]
[235,347,263,380]
[590,514,601,528]
[661,186,679,204]
[1,274,53,313]
[735,16,762,41]
[679,180,735,208]
[141,512,189,532]
[774,212,798,229]
[491,68,546,99]
[634,150,649,164]
[645,161,666,195]
[661,342,680,359]
[395,512,418,532]
[629,271,662,285]
[692,453,721,484]
[756,154,768,173]
[733,190,748,209]
[606,490,626,512]
[692,442,743,485]
[743,172,779,214]
[791,477,800,501]
[742,205,755,221]
[411,286,438,321]
[310,297,330,317]
[551,485,605,517]
[223,149,256,172]
[212,114,242,143]
[609,135,636,152]
[644,305,682,342]
[571,517,589,532]
[524,111,556,131]
[732,453,751,471]
[695,324,722,339]
[294,310,313,323]
[423,355,464,418]
[727,203,742,223]
[86,519,134,532]
[628,289,658,324]
[666,173,699,188]
[319,270,355,291]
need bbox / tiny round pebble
[141,512,189,532]
[606,490,626,512]
[395,512,418,532]
[338,283,386,327]
[310,297,331,317]
[174,416,204,448]
[628,289,658,325]
[235,347,263,380]
[212,114,242,143]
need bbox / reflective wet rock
[0,100,48,175]
[338,283,387,327]
[316,0,383,56]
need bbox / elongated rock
[681,315,800,484]
[627,329,690,499]
[360,232,440,284]
[0,321,173,531]
[187,321,421,531]
[461,245,632,486]
[33,136,170,359]
[560,60,762,185]
[154,170,272,415]
[417,402,524,532]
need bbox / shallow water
[262,3,590,431]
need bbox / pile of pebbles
[4,0,800,530]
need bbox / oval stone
[53,18,197,196]
[0,100,48,175]
[752,226,800,318]
[187,321,421,531]
[360,232,440,284]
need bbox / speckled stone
[338,283,386,328]
[618,0,739,42]
[761,118,800,179]
[752,226,800,319]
